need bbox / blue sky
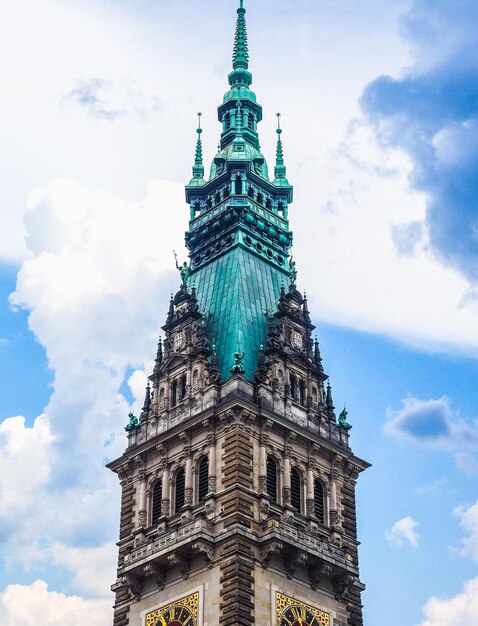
[1,1,478,625]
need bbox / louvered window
[198,457,209,502]
[151,480,162,524]
[291,468,302,513]
[290,375,296,400]
[299,380,305,406]
[181,374,187,400]
[175,468,185,513]
[266,456,278,502]
[171,380,177,407]
[314,479,325,524]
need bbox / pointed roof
[273,113,291,187]
[188,113,205,187]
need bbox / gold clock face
[277,592,329,626]
[146,592,199,626]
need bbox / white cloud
[384,395,478,456]
[0,580,111,626]
[454,500,478,563]
[296,120,478,357]
[417,576,478,626]
[455,452,478,475]
[385,516,420,547]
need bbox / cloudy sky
[1,0,478,624]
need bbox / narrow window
[198,457,209,502]
[181,374,187,400]
[192,369,199,390]
[266,198,272,210]
[159,387,165,408]
[314,479,325,524]
[248,186,255,198]
[234,175,242,195]
[312,386,318,406]
[171,380,177,407]
[278,201,284,215]
[257,192,264,205]
[290,375,296,400]
[175,468,185,513]
[266,456,278,502]
[247,113,254,130]
[223,186,230,198]
[291,468,302,513]
[215,192,221,204]
[151,480,163,524]
[206,198,212,209]
[299,380,305,406]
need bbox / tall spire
[228,1,252,88]
[191,112,205,182]
[273,113,290,186]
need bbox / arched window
[278,201,284,215]
[247,186,255,198]
[192,369,199,390]
[277,369,284,386]
[314,479,325,524]
[257,192,264,205]
[234,175,242,195]
[151,480,163,524]
[175,468,185,513]
[291,468,302,513]
[181,374,187,400]
[266,456,278,502]
[171,380,177,407]
[206,198,212,209]
[299,380,305,406]
[266,198,272,210]
[198,457,209,502]
[193,200,200,214]
[312,386,318,406]
[159,387,165,409]
[215,192,221,205]
[223,185,230,198]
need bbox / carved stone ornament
[143,563,166,589]
[168,552,190,579]
[285,551,307,579]
[121,573,141,598]
[261,541,283,567]
[334,573,355,600]
[192,541,214,566]
[309,561,332,590]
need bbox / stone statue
[338,407,352,430]
[174,251,190,284]
[125,412,140,432]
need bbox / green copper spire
[229,0,252,88]
[273,113,290,186]
[188,112,205,187]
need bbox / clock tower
[108,3,370,626]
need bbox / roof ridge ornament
[273,112,289,185]
[191,112,205,182]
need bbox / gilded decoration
[146,591,199,626]
[276,592,329,626]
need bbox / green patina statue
[289,256,297,283]
[125,412,140,432]
[174,251,190,284]
[338,407,352,430]
[230,351,245,374]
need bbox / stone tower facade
[108,3,370,626]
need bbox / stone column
[282,455,291,506]
[258,435,267,494]
[329,470,338,526]
[208,435,217,493]
[185,455,193,506]
[161,465,170,517]
[138,471,147,527]
[306,466,314,517]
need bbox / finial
[231,0,249,77]
[274,112,287,182]
[192,112,205,180]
